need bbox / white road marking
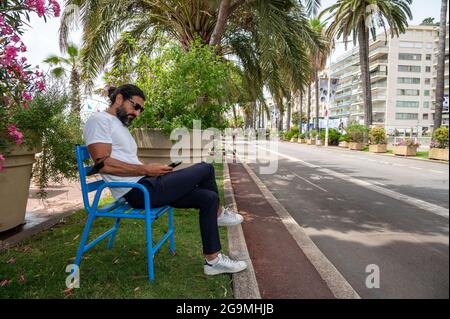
[429,169,445,174]
[409,166,423,170]
[293,173,329,193]
[256,145,449,219]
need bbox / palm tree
[60,0,319,88]
[320,0,412,128]
[420,17,439,26]
[60,0,322,134]
[43,44,82,115]
[309,18,330,137]
[434,0,448,131]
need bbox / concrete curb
[240,161,361,299]
[0,207,81,251]
[223,161,261,299]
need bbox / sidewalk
[226,160,359,299]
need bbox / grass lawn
[0,164,232,299]
[415,151,429,159]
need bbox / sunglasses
[128,99,144,113]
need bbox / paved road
[241,141,449,298]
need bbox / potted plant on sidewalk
[307,130,316,145]
[393,138,420,156]
[298,133,306,144]
[429,126,449,161]
[339,133,349,148]
[346,123,368,151]
[368,127,387,153]
[0,1,63,232]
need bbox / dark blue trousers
[124,162,221,255]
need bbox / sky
[19,0,444,110]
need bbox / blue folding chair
[74,144,175,281]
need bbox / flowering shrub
[431,126,449,149]
[346,122,369,143]
[393,138,420,147]
[369,127,387,145]
[0,0,60,170]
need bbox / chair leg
[74,212,96,267]
[168,207,175,255]
[145,216,155,282]
[107,218,121,249]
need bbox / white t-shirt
[83,111,145,199]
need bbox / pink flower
[49,0,61,17]
[36,81,46,91]
[11,34,21,43]
[36,0,46,17]
[7,125,24,145]
[0,154,5,161]
[22,91,32,101]
[0,164,4,172]
[4,45,18,59]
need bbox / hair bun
[107,86,117,101]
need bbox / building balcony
[368,47,389,60]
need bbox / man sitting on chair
[83,84,247,276]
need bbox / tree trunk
[357,20,373,127]
[314,65,320,135]
[209,0,232,47]
[307,84,311,133]
[232,104,237,126]
[434,0,448,131]
[286,92,292,131]
[70,68,81,115]
[299,90,303,134]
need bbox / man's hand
[143,163,173,177]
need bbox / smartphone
[169,161,182,168]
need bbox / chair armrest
[91,181,151,214]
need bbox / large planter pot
[393,145,417,156]
[0,144,40,232]
[290,137,298,143]
[133,128,211,170]
[349,142,364,150]
[369,144,387,153]
[339,141,349,148]
[429,148,449,161]
[307,139,316,145]
[298,139,306,144]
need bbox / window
[415,42,423,48]
[396,101,419,108]
[426,42,433,49]
[424,90,430,96]
[399,41,414,48]
[397,89,420,96]
[426,54,432,61]
[423,113,429,120]
[399,53,422,60]
[426,66,431,72]
[424,101,430,108]
[398,65,421,72]
[396,113,419,120]
[397,77,420,84]
[425,78,431,84]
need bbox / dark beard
[116,105,135,127]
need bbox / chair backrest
[75,144,105,211]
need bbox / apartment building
[326,25,443,136]
[432,24,449,127]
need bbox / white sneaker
[204,253,248,275]
[217,207,244,226]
